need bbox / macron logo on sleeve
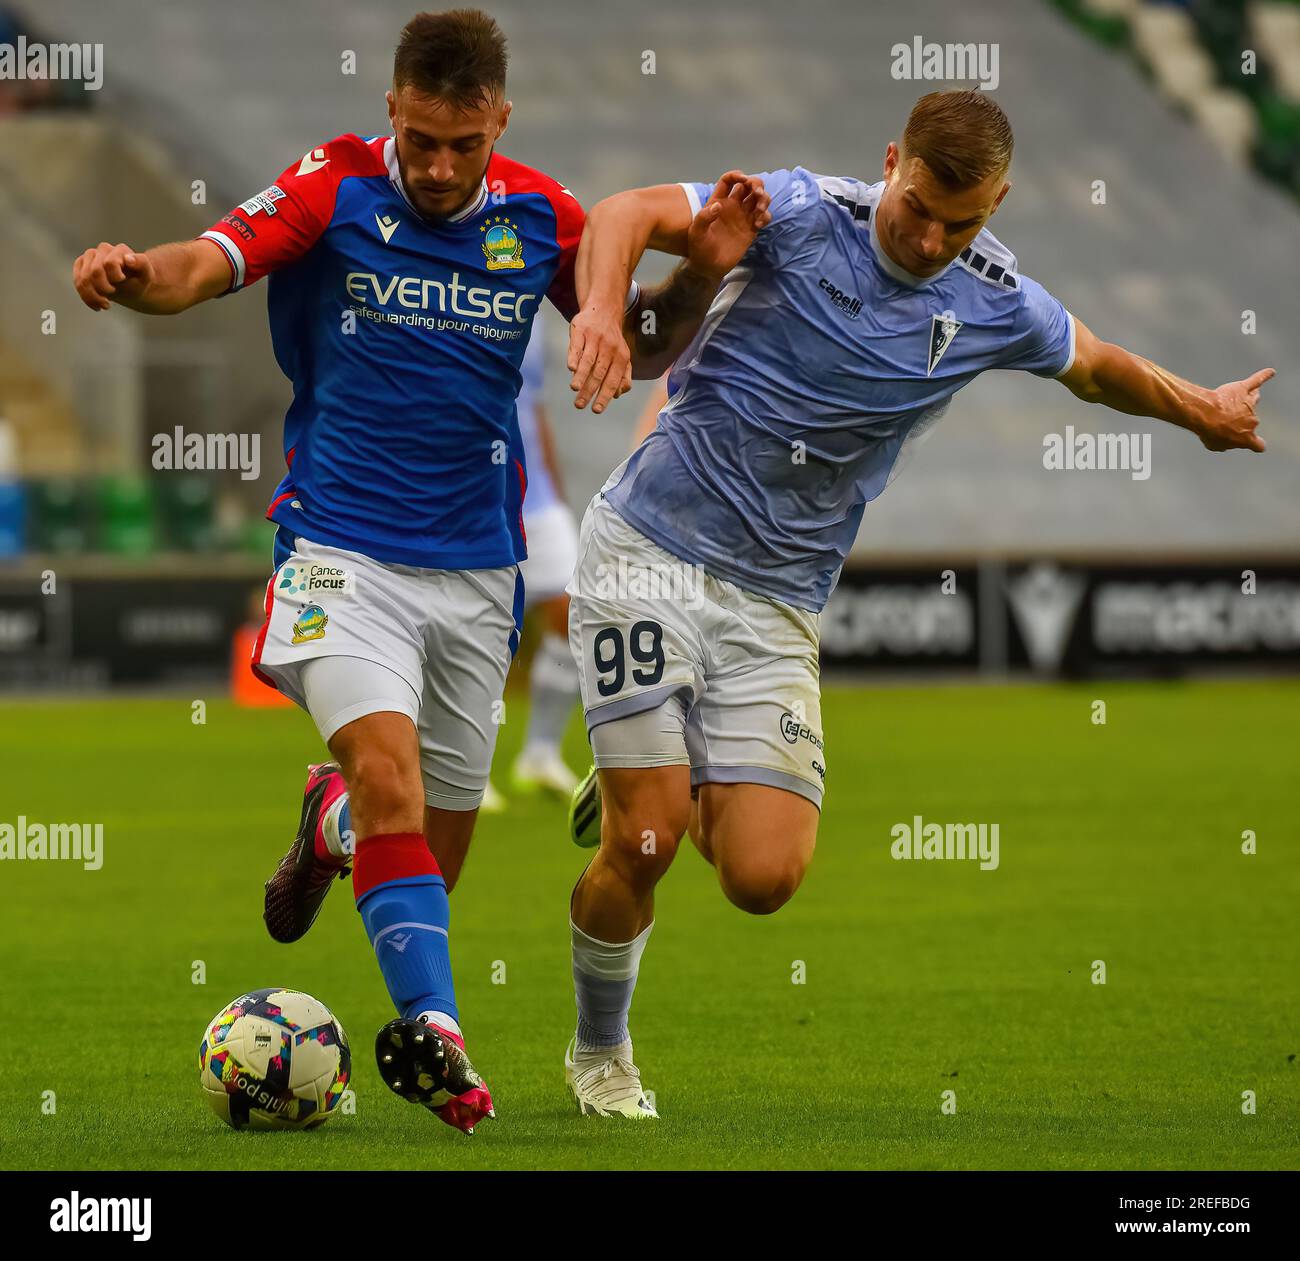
[297,147,329,176]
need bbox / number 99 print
[569,494,827,807]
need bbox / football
[199,988,351,1130]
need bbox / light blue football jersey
[603,167,1076,612]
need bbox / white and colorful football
[199,988,350,1130]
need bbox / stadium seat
[1250,0,1300,70]
[96,475,157,556]
[1190,87,1262,158]
[1256,88,1300,143]
[0,480,25,557]
[1082,0,1142,18]
[1147,43,1220,108]
[1131,3,1201,66]
[155,473,216,552]
[28,478,91,554]
[241,517,276,560]
[1067,0,1136,46]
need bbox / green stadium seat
[242,516,277,560]
[28,478,91,554]
[96,476,157,556]
[1256,91,1300,145]
[155,473,217,552]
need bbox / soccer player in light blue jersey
[560,89,1272,1118]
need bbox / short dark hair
[393,9,507,110]
[902,90,1013,189]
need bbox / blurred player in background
[561,88,1272,1119]
[481,315,582,811]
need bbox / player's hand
[72,243,154,312]
[1197,368,1273,452]
[683,171,771,283]
[568,304,632,414]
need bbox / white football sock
[571,918,653,1052]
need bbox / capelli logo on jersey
[345,270,539,323]
[818,276,862,319]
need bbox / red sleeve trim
[487,153,586,321]
[203,134,387,289]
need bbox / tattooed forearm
[626,262,723,379]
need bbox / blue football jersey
[604,167,1076,611]
[203,134,586,570]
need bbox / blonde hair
[902,90,1013,189]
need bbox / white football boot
[512,744,578,797]
[565,1038,659,1119]
[479,779,507,814]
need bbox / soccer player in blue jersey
[560,89,1272,1118]
[71,8,769,1134]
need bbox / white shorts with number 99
[567,494,826,807]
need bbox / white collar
[383,135,489,224]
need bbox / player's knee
[343,746,422,828]
[718,856,807,915]
[600,814,684,888]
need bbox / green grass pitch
[1,679,1296,1170]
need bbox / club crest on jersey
[481,217,525,270]
[927,311,963,376]
[291,604,328,644]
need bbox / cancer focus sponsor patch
[275,561,356,600]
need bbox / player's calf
[325,712,488,1130]
[566,765,689,1118]
[572,765,690,937]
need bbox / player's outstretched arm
[569,173,769,412]
[1059,317,1271,452]
[72,239,231,315]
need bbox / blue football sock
[353,832,458,1025]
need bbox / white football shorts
[567,494,826,807]
[253,533,520,810]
